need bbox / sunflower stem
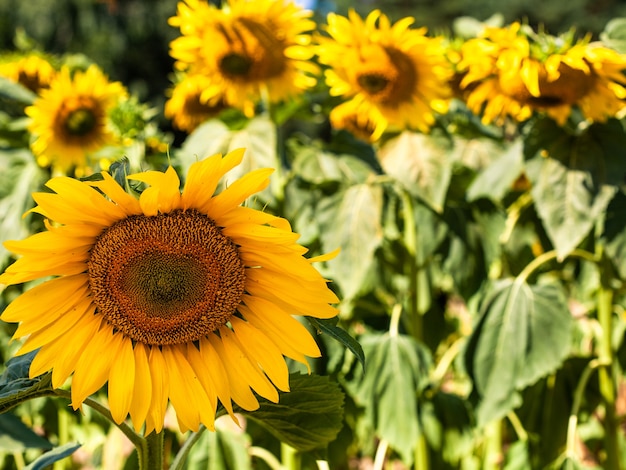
[170,425,207,470]
[145,430,165,470]
[596,247,621,470]
[281,443,301,470]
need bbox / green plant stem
[170,425,207,470]
[389,303,402,338]
[251,446,286,470]
[483,420,502,470]
[506,411,528,442]
[52,391,149,467]
[145,430,164,470]
[53,406,70,470]
[516,248,597,284]
[596,252,620,470]
[281,443,301,470]
[566,359,602,459]
[373,438,389,470]
[414,434,429,470]
[500,191,533,246]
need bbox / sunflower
[165,74,229,133]
[168,0,318,117]
[0,149,339,435]
[25,65,127,176]
[458,23,626,125]
[329,100,378,143]
[0,54,56,93]
[316,9,452,140]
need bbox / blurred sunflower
[0,149,339,434]
[329,100,378,143]
[168,0,318,117]
[459,23,626,125]
[316,9,452,140]
[25,65,127,176]
[165,74,229,133]
[0,54,56,93]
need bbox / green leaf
[0,412,52,451]
[503,440,530,470]
[466,139,524,202]
[524,118,626,259]
[0,76,36,105]
[305,317,365,371]
[238,374,344,452]
[317,183,384,300]
[600,18,626,53]
[601,190,626,280]
[464,280,573,425]
[186,426,252,470]
[356,332,432,464]
[0,352,55,413]
[23,442,81,470]
[378,130,452,212]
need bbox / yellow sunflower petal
[128,166,182,216]
[129,343,153,433]
[108,335,136,424]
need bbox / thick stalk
[170,426,207,470]
[281,443,301,470]
[597,253,620,470]
[145,430,165,470]
[482,420,502,470]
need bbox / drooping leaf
[317,183,384,300]
[466,139,524,202]
[0,352,55,413]
[378,131,453,212]
[306,317,364,371]
[23,442,81,470]
[0,412,52,451]
[464,279,573,425]
[355,332,432,465]
[600,18,626,53]
[524,118,626,259]
[238,374,344,452]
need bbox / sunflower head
[165,74,229,132]
[25,65,127,176]
[316,9,452,139]
[459,23,626,125]
[0,149,339,434]
[169,0,318,116]
[0,54,57,93]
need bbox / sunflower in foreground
[458,23,626,125]
[0,54,56,93]
[168,0,318,117]
[25,65,127,176]
[0,149,339,434]
[165,74,229,133]
[316,9,452,141]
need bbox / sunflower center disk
[88,210,245,345]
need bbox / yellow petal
[128,166,181,215]
[129,342,152,433]
[208,168,273,216]
[71,323,117,409]
[146,346,169,433]
[196,338,237,420]
[206,334,259,411]
[230,317,290,392]
[89,172,142,215]
[108,335,136,424]
[219,327,279,403]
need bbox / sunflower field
[4,0,626,469]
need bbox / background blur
[1,0,624,119]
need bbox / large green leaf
[524,118,626,259]
[238,374,344,452]
[466,139,524,202]
[355,332,432,464]
[464,279,573,425]
[0,352,54,413]
[378,131,452,212]
[0,412,52,451]
[317,183,384,301]
[0,76,36,105]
